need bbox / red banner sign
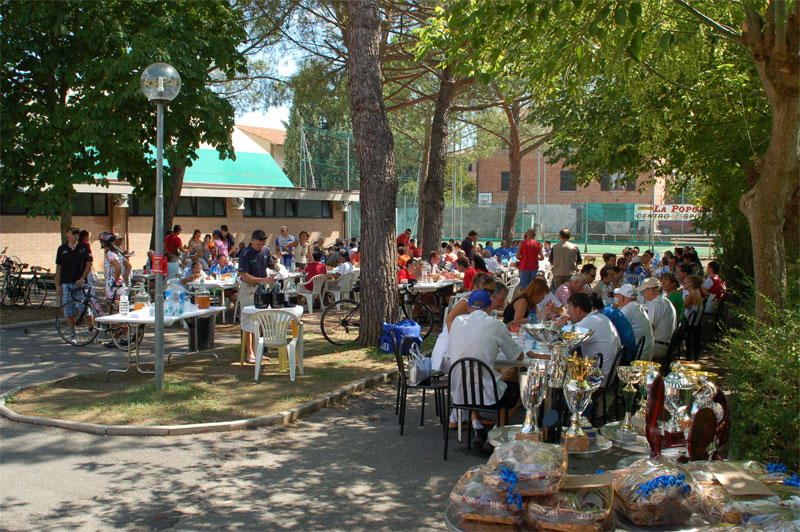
[151,252,165,275]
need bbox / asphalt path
[0,323,629,531]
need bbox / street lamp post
[140,63,181,390]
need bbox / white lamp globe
[140,63,181,102]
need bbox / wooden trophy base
[664,430,687,447]
[515,431,541,442]
[563,434,591,451]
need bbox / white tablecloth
[240,305,304,334]
[95,306,225,327]
[189,279,237,290]
[399,279,463,293]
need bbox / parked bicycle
[320,281,435,345]
[56,284,143,350]
[0,256,50,309]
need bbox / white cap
[614,284,637,298]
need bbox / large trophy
[632,360,660,418]
[522,324,595,445]
[663,362,696,444]
[617,366,644,437]
[564,355,596,438]
[518,360,549,439]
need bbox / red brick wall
[0,198,346,270]
[469,150,664,205]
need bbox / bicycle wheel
[109,323,144,351]
[56,301,100,346]
[27,278,48,309]
[11,278,28,309]
[321,299,361,345]
[403,300,435,340]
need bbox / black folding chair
[684,310,701,361]
[633,336,646,362]
[661,318,686,375]
[444,357,501,460]
[392,336,447,435]
[590,344,626,427]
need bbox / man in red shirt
[516,228,544,288]
[397,228,411,249]
[408,238,422,258]
[303,250,327,290]
[456,257,476,291]
[164,225,185,259]
[398,258,422,283]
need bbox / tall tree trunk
[739,7,800,319]
[419,67,456,256]
[346,0,399,346]
[502,102,522,244]
[59,193,72,245]
[149,165,186,251]
[415,116,432,251]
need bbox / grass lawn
[0,305,58,325]
[8,332,435,426]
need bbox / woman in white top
[683,274,704,326]
[293,230,312,269]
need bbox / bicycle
[320,281,435,345]
[23,265,50,308]
[1,259,28,309]
[56,285,143,350]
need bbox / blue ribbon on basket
[501,467,523,510]
[595,468,605,474]
[784,474,800,487]
[767,462,787,474]
[635,474,691,499]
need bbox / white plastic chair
[324,270,357,302]
[505,276,521,305]
[297,274,327,314]
[445,292,470,319]
[253,309,304,381]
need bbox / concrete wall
[0,198,346,270]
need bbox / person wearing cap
[554,273,587,307]
[640,278,676,359]
[55,225,95,341]
[100,232,123,300]
[164,225,185,259]
[448,290,523,447]
[561,292,621,385]
[238,230,278,364]
[624,255,646,285]
[614,283,654,361]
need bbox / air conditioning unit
[116,194,130,208]
[235,197,246,210]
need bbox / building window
[601,172,612,191]
[500,171,510,192]
[601,172,636,192]
[174,197,227,217]
[560,170,577,191]
[626,177,637,191]
[0,193,26,215]
[244,199,332,218]
[130,196,154,216]
[72,193,108,216]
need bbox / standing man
[461,230,479,260]
[220,224,235,255]
[55,225,94,342]
[274,225,298,269]
[640,278,677,360]
[614,284,654,361]
[397,228,412,249]
[516,228,544,289]
[550,228,581,290]
[164,225,185,260]
[238,230,277,364]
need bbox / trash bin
[188,315,216,351]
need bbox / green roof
[184,149,292,187]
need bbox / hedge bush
[717,289,800,471]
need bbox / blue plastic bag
[379,319,422,354]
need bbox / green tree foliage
[1,0,247,222]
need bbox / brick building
[0,126,358,270]
[468,149,666,237]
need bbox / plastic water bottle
[528,310,537,325]
[290,256,296,272]
[119,283,130,315]
[164,287,173,316]
[178,291,185,315]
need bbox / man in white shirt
[639,278,676,359]
[275,225,298,269]
[481,250,503,275]
[448,290,523,447]
[615,284,654,361]
[562,292,621,385]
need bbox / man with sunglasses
[55,225,94,341]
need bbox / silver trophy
[520,360,549,434]
[522,324,595,388]
[564,355,598,437]
[664,367,695,433]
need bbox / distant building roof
[236,125,286,146]
[184,148,292,187]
